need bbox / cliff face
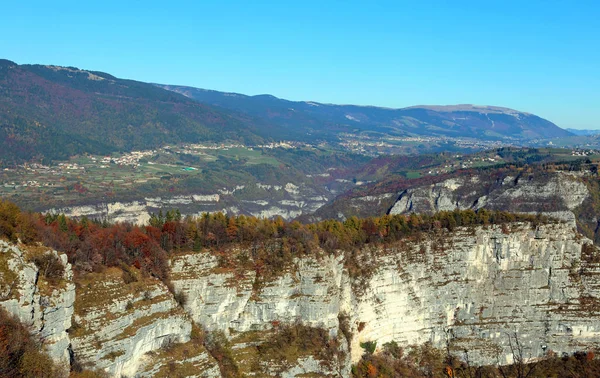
[347,224,599,364]
[0,240,220,377]
[388,173,589,227]
[69,268,219,377]
[171,223,600,368]
[0,240,75,366]
[170,252,345,335]
[311,171,594,230]
[2,222,600,377]
[44,181,336,225]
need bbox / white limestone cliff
[2,220,600,377]
[170,252,345,335]
[68,268,208,377]
[171,222,600,369]
[389,172,589,228]
[346,223,598,364]
[0,240,75,367]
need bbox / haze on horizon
[2,0,599,130]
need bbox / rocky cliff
[0,240,75,367]
[68,268,219,377]
[388,172,589,225]
[170,222,600,369]
[2,222,600,377]
[0,240,221,377]
[346,223,600,364]
[45,181,335,225]
[311,170,597,237]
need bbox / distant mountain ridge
[565,128,600,136]
[0,59,573,165]
[157,84,572,141]
[404,104,530,114]
[0,60,267,164]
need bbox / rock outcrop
[346,223,600,364]
[45,181,334,224]
[69,268,217,377]
[170,252,345,335]
[388,173,589,227]
[172,222,600,368]
[0,241,220,377]
[0,240,75,366]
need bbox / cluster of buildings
[175,143,245,152]
[175,141,300,152]
[91,150,157,168]
[338,134,512,155]
[571,150,596,156]
[255,141,297,149]
[57,162,85,170]
[2,180,46,188]
[5,162,83,176]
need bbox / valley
[1,59,600,378]
[0,144,367,222]
[3,140,598,230]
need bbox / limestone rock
[0,241,75,366]
[172,223,600,369]
[4,220,600,376]
[389,172,589,227]
[69,268,193,377]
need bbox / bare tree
[497,331,538,378]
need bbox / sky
[1,0,599,129]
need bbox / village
[2,139,598,194]
[338,133,512,155]
[0,141,306,192]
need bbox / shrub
[352,342,446,378]
[0,307,60,378]
[31,253,65,284]
[0,200,20,242]
[338,312,353,346]
[190,324,205,345]
[256,323,339,370]
[121,265,138,284]
[203,330,240,378]
[173,291,187,307]
[582,243,600,264]
[360,341,377,355]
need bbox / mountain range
[0,59,572,165]
[157,84,572,142]
[0,59,266,164]
[565,128,600,136]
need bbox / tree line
[0,199,554,283]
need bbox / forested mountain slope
[0,60,267,164]
[0,58,572,167]
[159,84,572,142]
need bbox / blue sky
[1,0,599,129]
